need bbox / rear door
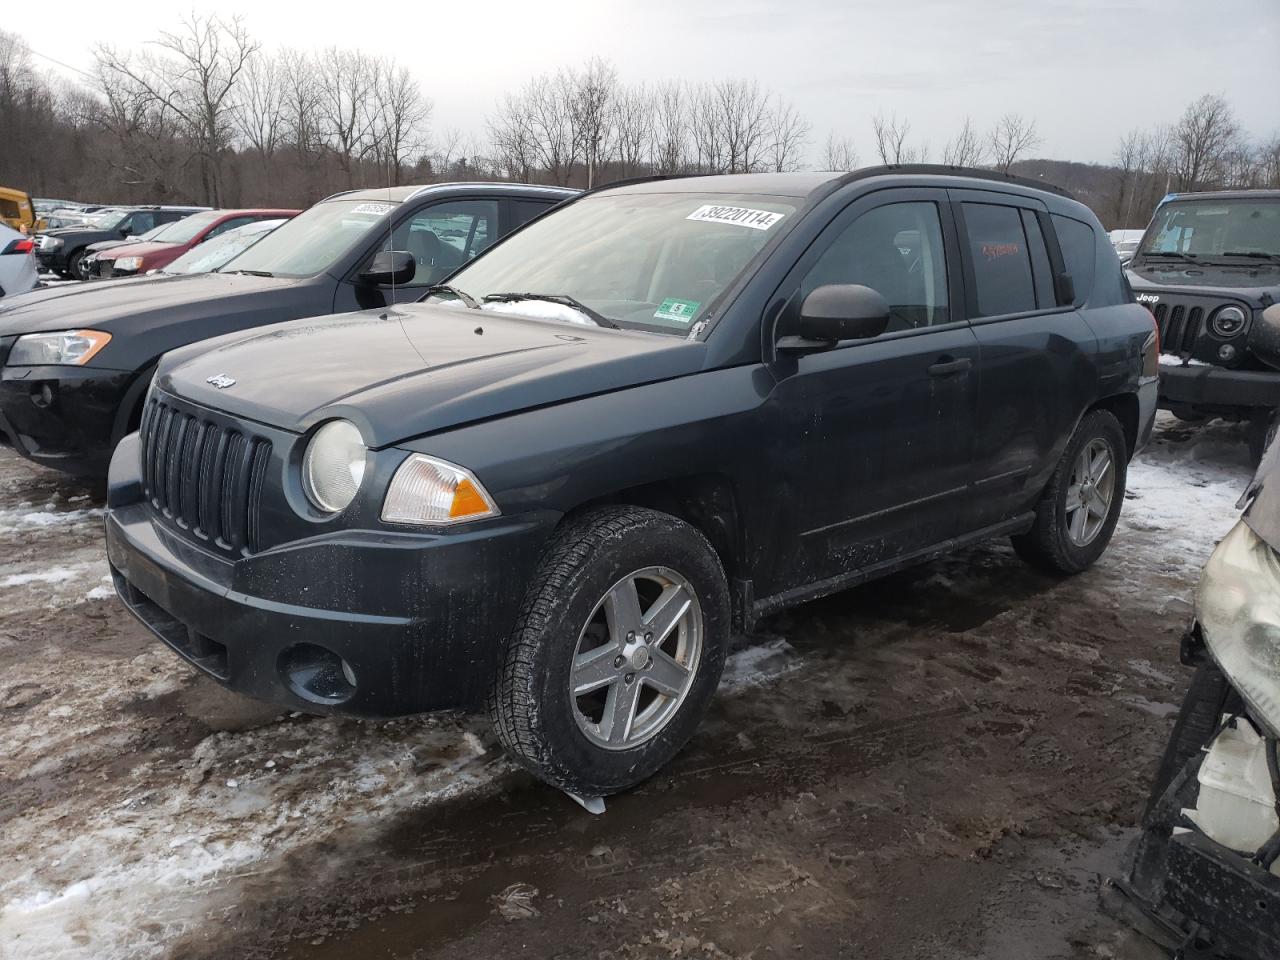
[761,188,981,590]
[950,190,1097,526]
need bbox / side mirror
[778,284,891,353]
[359,250,416,286]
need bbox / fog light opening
[278,643,357,705]
[1218,344,1237,362]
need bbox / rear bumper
[0,363,133,473]
[105,435,554,716]
[1159,363,1280,411]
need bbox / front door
[335,198,501,311]
[760,189,980,597]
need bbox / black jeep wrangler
[105,167,1158,798]
[1128,190,1280,461]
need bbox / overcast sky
[14,0,1280,167]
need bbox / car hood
[96,240,183,261]
[86,238,135,254]
[1128,265,1280,303]
[158,303,707,448]
[0,271,299,343]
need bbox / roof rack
[837,164,1075,199]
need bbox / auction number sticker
[686,205,785,231]
[653,298,702,323]
[350,202,396,216]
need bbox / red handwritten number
[981,242,1020,260]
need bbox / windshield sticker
[686,205,785,231]
[653,298,702,324]
[349,202,396,216]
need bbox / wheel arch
[563,472,746,590]
[1088,391,1139,459]
[109,361,159,446]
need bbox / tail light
[2,238,35,255]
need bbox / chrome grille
[139,398,272,554]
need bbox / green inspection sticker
[653,298,701,324]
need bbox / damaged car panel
[105,167,1159,798]
[1119,431,1280,959]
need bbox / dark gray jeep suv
[104,167,1159,798]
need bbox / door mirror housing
[359,250,416,287]
[778,284,891,353]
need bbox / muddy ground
[0,416,1258,960]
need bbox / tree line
[1,18,1277,226]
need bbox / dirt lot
[0,415,1258,960]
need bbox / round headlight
[302,420,366,513]
[1211,305,1247,338]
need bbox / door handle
[928,356,973,377]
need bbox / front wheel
[1012,409,1128,575]
[488,506,730,797]
[67,249,87,280]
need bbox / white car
[0,223,38,299]
[1109,228,1145,266]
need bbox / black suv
[35,206,210,279]
[0,182,575,476]
[104,168,1158,798]
[1128,190,1280,460]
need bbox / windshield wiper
[232,269,275,278]
[481,292,620,329]
[1139,251,1208,266]
[421,283,480,309]
[1222,251,1280,263]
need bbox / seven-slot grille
[1150,300,1206,356]
[139,397,272,554]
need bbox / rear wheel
[1012,409,1128,575]
[488,506,730,797]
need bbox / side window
[0,199,19,219]
[962,203,1037,317]
[1051,215,1095,307]
[801,201,950,332]
[512,199,554,229]
[380,199,499,287]
[131,212,158,234]
[1019,210,1056,308]
[206,216,253,241]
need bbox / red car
[89,208,300,278]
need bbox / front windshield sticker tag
[350,202,396,216]
[686,205,784,231]
[654,298,701,323]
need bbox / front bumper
[1159,362,1280,411]
[35,250,69,273]
[105,435,556,716]
[0,361,133,473]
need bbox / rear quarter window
[1051,214,1097,307]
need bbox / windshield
[1140,199,1280,259]
[148,210,221,245]
[164,221,282,275]
[439,192,798,335]
[222,199,398,277]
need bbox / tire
[488,505,730,797]
[1011,409,1128,575]
[67,249,86,281]
[1247,410,1278,465]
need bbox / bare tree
[988,113,1041,174]
[942,116,986,167]
[1172,93,1240,190]
[371,60,431,185]
[820,132,858,171]
[650,81,689,174]
[315,47,380,188]
[95,14,258,205]
[872,112,927,164]
[611,84,654,179]
[233,52,285,200]
[570,58,617,188]
[766,97,810,173]
[1259,134,1280,189]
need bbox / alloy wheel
[1065,438,1115,547]
[569,566,703,751]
